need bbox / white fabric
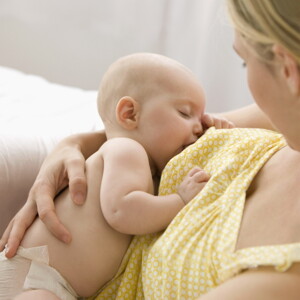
[0,66,103,234]
[0,66,101,136]
[0,246,78,300]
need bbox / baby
[0,53,233,300]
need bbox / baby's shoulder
[98,138,149,169]
[100,137,145,155]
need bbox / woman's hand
[0,142,87,257]
[0,131,106,257]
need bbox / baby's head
[98,53,206,172]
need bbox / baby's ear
[116,96,140,129]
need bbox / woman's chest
[236,147,300,250]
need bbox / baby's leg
[14,289,61,300]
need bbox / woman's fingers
[33,153,86,241]
[0,139,90,258]
[0,221,13,251]
[67,156,87,205]
[0,201,37,258]
[36,193,72,244]
[33,176,72,243]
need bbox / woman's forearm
[220,103,276,130]
[62,130,107,159]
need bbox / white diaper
[0,246,79,300]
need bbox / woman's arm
[0,130,106,257]
[220,103,276,130]
[76,130,107,159]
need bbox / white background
[0,0,253,112]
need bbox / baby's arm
[99,138,208,235]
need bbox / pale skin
[0,107,266,255]
[4,53,236,299]
[0,55,235,257]
[19,138,206,297]
[2,32,300,299]
[197,32,300,300]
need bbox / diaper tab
[17,246,49,265]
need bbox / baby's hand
[202,113,235,130]
[177,167,210,205]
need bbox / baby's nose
[193,120,203,138]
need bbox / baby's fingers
[202,113,235,130]
[187,166,203,177]
[202,113,214,129]
[220,119,235,129]
[188,167,210,182]
[193,170,210,183]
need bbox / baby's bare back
[21,151,132,297]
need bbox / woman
[1,0,300,298]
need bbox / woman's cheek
[247,65,270,111]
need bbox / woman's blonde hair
[226,0,300,65]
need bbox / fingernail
[62,235,71,244]
[75,192,84,203]
[74,192,84,204]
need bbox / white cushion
[0,66,103,234]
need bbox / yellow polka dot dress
[91,128,300,300]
